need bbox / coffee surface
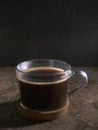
[18,67,69,84]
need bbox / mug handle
[67,70,88,95]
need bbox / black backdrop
[0,1,98,66]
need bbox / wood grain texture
[0,67,98,130]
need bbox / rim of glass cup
[16,59,71,75]
[16,59,73,84]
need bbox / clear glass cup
[16,59,88,120]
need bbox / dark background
[0,1,98,66]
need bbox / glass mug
[16,59,88,120]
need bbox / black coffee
[18,67,68,111]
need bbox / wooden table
[0,67,98,130]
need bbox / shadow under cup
[16,59,88,120]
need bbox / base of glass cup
[18,98,70,121]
